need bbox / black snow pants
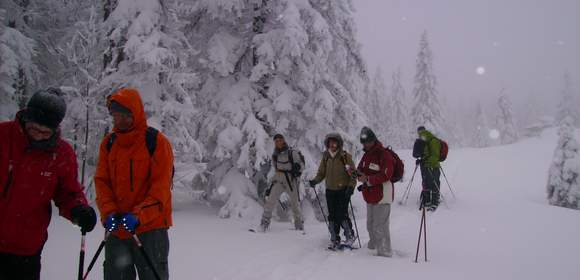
[0,251,41,280]
[420,165,441,207]
[326,189,354,243]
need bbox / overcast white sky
[353,0,579,112]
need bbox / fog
[354,0,579,116]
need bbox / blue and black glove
[104,213,121,232]
[121,213,140,233]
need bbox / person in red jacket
[0,88,97,280]
[356,127,394,257]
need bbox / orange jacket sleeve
[132,133,174,225]
[94,135,119,222]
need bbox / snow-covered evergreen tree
[556,72,578,126]
[410,31,447,137]
[495,91,519,144]
[473,102,490,148]
[0,3,37,120]
[547,117,580,209]
[184,0,369,219]
[367,67,389,140]
[100,0,203,187]
[388,67,412,148]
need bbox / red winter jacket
[357,141,395,204]
[0,114,88,256]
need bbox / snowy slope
[42,129,580,280]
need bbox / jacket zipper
[3,164,13,198]
[130,159,134,192]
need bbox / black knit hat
[417,126,426,132]
[23,88,67,130]
[273,134,284,140]
[360,126,377,144]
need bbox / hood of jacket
[324,133,344,151]
[419,129,435,142]
[108,88,148,133]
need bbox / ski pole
[313,188,328,227]
[83,231,111,280]
[423,207,428,262]
[414,207,428,262]
[349,200,362,249]
[400,164,418,205]
[78,230,86,280]
[440,167,457,199]
[132,234,163,280]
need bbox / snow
[41,128,580,280]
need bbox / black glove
[291,163,302,177]
[71,205,97,233]
[345,186,354,196]
[308,180,317,188]
[356,184,366,192]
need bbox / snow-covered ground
[43,129,580,280]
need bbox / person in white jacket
[259,134,305,232]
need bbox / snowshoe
[327,241,341,251]
[257,218,270,232]
[339,243,356,250]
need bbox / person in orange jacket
[95,88,174,280]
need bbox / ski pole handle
[78,231,86,280]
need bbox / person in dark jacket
[0,88,96,280]
[309,133,357,249]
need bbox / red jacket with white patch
[0,115,88,255]
[357,141,395,204]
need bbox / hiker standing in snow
[356,127,394,257]
[0,88,97,280]
[308,133,357,249]
[259,134,305,232]
[95,88,174,280]
[413,126,441,211]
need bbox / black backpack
[106,127,175,182]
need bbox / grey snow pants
[366,203,392,256]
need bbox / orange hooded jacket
[95,88,174,239]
